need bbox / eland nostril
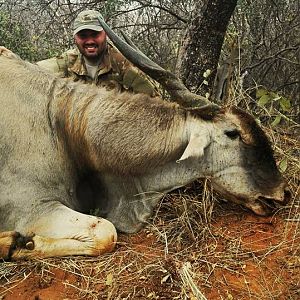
[283,187,292,205]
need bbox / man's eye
[78,34,87,39]
[224,129,240,140]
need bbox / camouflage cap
[73,10,103,36]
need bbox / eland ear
[177,133,210,162]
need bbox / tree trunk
[176,0,237,98]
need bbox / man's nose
[84,37,96,43]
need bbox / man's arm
[122,65,160,97]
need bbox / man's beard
[78,42,107,62]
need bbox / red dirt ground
[1,209,299,300]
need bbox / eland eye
[224,129,240,140]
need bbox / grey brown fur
[0,48,289,259]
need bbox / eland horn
[98,17,216,108]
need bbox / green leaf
[279,158,288,173]
[271,115,281,126]
[270,91,280,100]
[279,97,291,112]
[256,88,268,98]
[257,94,271,107]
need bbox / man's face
[74,29,107,60]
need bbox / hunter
[37,10,159,96]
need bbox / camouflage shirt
[37,43,159,96]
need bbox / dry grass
[0,94,299,300]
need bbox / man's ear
[177,133,210,163]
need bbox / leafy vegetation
[0,10,61,61]
[0,11,35,60]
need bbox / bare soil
[0,198,299,300]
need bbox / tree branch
[133,0,188,23]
